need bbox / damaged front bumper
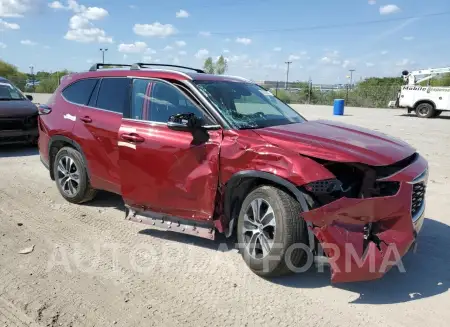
[302,154,428,283]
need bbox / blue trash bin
[333,99,345,116]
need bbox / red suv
[38,63,428,283]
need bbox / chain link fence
[266,84,402,108]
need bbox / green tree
[0,60,28,90]
[203,57,215,74]
[203,56,228,74]
[215,56,228,75]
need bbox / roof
[71,63,252,84]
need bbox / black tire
[415,103,435,118]
[236,185,309,277]
[53,146,97,204]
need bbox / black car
[0,77,38,145]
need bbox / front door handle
[120,133,145,143]
[80,116,92,123]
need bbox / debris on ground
[18,244,35,254]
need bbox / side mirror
[26,94,33,101]
[167,113,204,131]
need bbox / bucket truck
[389,67,450,118]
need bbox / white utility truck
[388,67,450,118]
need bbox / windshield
[193,80,306,129]
[0,82,26,101]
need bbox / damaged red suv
[38,63,428,283]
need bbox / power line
[174,11,450,37]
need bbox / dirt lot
[1,105,449,327]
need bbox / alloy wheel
[57,156,80,196]
[242,198,276,259]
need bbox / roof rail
[89,63,132,71]
[130,63,205,73]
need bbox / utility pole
[29,65,35,91]
[308,76,312,104]
[100,48,108,64]
[349,69,355,89]
[285,61,292,89]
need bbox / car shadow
[84,190,126,212]
[0,144,38,158]
[271,218,450,304]
[399,114,450,119]
[138,228,238,253]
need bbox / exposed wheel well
[48,140,74,180]
[414,99,436,110]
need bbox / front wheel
[415,103,435,118]
[236,185,309,277]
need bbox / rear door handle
[80,116,92,123]
[120,133,145,143]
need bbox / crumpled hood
[253,120,416,166]
[0,100,38,117]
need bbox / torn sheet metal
[302,155,428,283]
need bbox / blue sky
[0,0,449,83]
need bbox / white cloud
[396,58,415,66]
[123,54,128,61]
[118,41,148,53]
[65,28,112,43]
[223,49,230,53]
[365,62,375,67]
[178,50,187,56]
[342,60,351,68]
[142,55,152,62]
[368,0,376,4]
[163,45,173,51]
[288,54,300,61]
[133,22,177,37]
[55,1,112,43]
[195,49,209,59]
[48,1,65,10]
[403,36,414,41]
[20,39,36,46]
[129,5,137,9]
[381,50,388,55]
[175,9,189,18]
[175,40,186,47]
[224,38,230,42]
[0,18,19,29]
[379,4,400,15]
[145,48,156,54]
[0,0,32,17]
[236,37,251,45]
[0,42,6,48]
[273,47,281,51]
[199,31,211,37]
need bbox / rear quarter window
[62,78,99,105]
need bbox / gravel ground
[0,105,449,327]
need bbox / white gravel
[0,105,449,327]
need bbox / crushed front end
[300,153,428,283]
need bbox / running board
[125,206,216,240]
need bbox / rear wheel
[415,103,435,118]
[237,185,309,277]
[53,147,97,204]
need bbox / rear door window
[62,78,99,105]
[96,78,130,114]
